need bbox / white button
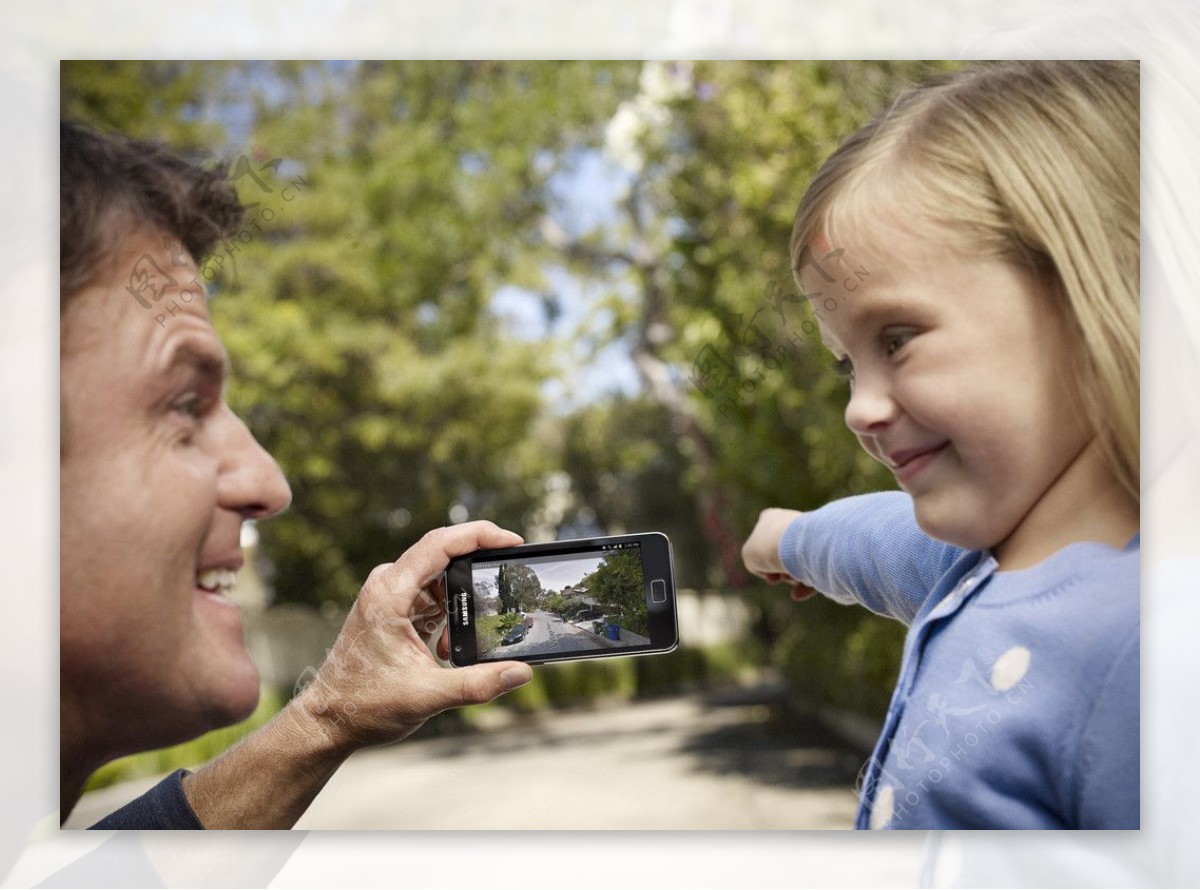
[991,646,1032,691]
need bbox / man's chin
[217,679,261,726]
[190,595,263,727]
[197,662,262,732]
[116,664,261,760]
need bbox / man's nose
[216,407,292,520]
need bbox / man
[59,123,533,829]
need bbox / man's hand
[742,508,818,602]
[182,521,534,829]
[292,521,533,751]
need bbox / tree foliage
[496,564,513,615]
[584,549,648,636]
[505,564,543,613]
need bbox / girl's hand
[742,508,819,602]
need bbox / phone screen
[446,533,677,666]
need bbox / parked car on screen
[501,624,527,645]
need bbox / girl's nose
[844,373,897,436]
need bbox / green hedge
[769,595,905,717]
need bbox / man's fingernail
[500,666,533,690]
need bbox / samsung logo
[458,588,470,626]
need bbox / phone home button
[651,579,667,603]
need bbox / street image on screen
[472,545,650,661]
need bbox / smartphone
[444,532,678,667]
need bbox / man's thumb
[443,662,533,708]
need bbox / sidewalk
[569,618,651,648]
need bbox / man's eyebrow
[161,341,229,384]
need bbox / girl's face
[801,220,1101,561]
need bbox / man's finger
[428,661,533,710]
[366,522,525,614]
[400,522,524,589]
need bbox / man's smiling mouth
[196,568,238,594]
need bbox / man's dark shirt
[89,770,203,830]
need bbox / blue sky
[491,145,644,410]
[472,553,605,594]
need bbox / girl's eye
[882,329,916,357]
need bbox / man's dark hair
[60,122,245,304]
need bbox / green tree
[586,549,648,635]
[559,394,711,587]
[496,565,513,615]
[544,591,570,617]
[505,564,543,612]
[60,60,229,148]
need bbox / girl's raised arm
[761,492,964,625]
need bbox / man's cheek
[161,444,222,495]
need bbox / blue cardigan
[779,492,1139,829]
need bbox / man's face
[61,229,291,760]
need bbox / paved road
[485,610,650,660]
[66,681,874,831]
[293,682,868,830]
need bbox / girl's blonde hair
[792,61,1140,504]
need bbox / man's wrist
[286,674,367,763]
[180,691,357,829]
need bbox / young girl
[742,61,1139,829]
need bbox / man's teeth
[196,569,237,592]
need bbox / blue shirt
[779,492,1139,829]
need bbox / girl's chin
[910,493,996,552]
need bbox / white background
[2,1,1197,887]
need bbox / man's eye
[832,356,855,381]
[173,393,206,419]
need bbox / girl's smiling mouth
[886,442,950,485]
